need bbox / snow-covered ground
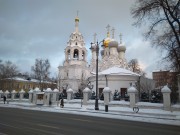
[0,99,180,126]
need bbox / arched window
[82,50,85,60]
[67,49,70,60]
[73,49,79,59]
[75,42,78,45]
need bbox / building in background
[0,76,57,92]
[153,70,179,103]
[152,70,178,89]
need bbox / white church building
[58,15,154,98]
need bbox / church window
[76,36,77,39]
[73,49,79,59]
[76,42,77,45]
[82,51,85,60]
[67,49,70,60]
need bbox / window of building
[73,49,79,59]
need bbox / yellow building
[0,77,57,92]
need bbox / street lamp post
[90,40,104,110]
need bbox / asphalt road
[0,107,179,135]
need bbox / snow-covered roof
[161,85,171,93]
[103,87,111,93]
[11,90,17,93]
[128,86,137,93]
[45,88,52,92]
[4,77,56,84]
[28,89,34,93]
[99,67,140,76]
[19,89,25,93]
[67,88,73,92]
[36,92,44,94]
[34,87,40,92]
[83,87,91,92]
[53,89,59,92]
[5,90,9,94]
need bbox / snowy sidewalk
[0,100,180,126]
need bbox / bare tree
[0,61,18,79]
[128,59,142,73]
[131,0,180,72]
[0,60,18,91]
[31,59,50,90]
[128,59,140,73]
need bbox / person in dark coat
[60,98,64,108]
[3,96,6,104]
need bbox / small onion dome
[75,16,79,22]
[108,40,118,48]
[118,45,126,52]
[103,37,111,48]
[101,50,104,56]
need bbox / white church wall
[89,75,139,94]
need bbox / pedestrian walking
[3,96,6,104]
[60,98,64,108]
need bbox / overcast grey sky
[0,0,164,78]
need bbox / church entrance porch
[120,88,127,100]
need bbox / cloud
[126,38,164,78]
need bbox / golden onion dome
[75,16,79,22]
[103,37,111,48]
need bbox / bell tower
[58,14,90,93]
[64,13,88,66]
